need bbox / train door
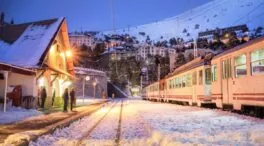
[221,58,233,105]
[192,71,197,104]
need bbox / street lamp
[82,75,90,105]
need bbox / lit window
[235,54,247,78]
[199,70,203,85]
[205,68,211,85]
[251,48,264,75]
[211,64,217,82]
[175,77,179,88]
[186,74,191,87]
[182,75,186,88]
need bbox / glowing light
[38,77,44,87]
[50,45,55,53]
[60,52,65,57]
[85,76,90,81]
[64,80,72,87]
[66,50,72,57]
[93,81,97,86]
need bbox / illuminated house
[0,17,75,109]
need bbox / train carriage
[145,81,159,101]
[211,36,264,112]
[166,56,213,106]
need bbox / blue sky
[0,0,212,32]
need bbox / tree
[93,43,106,56]
[0,12,4,25]
[10,18,14,24]
[169,37,177,46]
[182,28,187,33]
[174,52,186,68]
[187,53,194,62]
[195,24,200,29]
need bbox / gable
[0,18,64,68]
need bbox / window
[199,70,203,85]
[251,48,264,75]
[222,59,232,79]
[182,75,186,88]
[205,68,211,85]
[192,71,197,85]
[175,78,179,88]
[179,77,182,88]
[235,54,247,78]
[211,64,217,82]
[186,74,192,87]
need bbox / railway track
[76,100,124,146]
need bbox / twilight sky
[0,0,212,32]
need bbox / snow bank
[0,106,42,124]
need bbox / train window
[179,77,182,88]
[251,48,264,75]
[205,68,211,85]
[211,64,217,82]
[199,70,203,85]
[182,75,186,87]
[175,78,178,88]
[186,74,192,87]
[235,54,247,78]
[192,71,197,85]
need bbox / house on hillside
[0,17,75,109]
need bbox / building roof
[0,17,65,68]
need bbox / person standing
[70,88,75,111]
[63,88,69,112]
[40,87,47,108]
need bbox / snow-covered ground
[76,97,108,106]
[30,99,264,146]
[0,106,42,124]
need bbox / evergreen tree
[93,43,106,56]
[0,12,4,25]
[174,52,186,68]
[187,53,194,62]
[10,18,14,24]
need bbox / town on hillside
[0,0,264,145]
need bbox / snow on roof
[74,67,106,75]
[0,18,64,68]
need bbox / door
[192,71,197,104]
[221,58,233,104]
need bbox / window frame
[234,54,247,78]
[250,48,264,75]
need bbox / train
[142,36,264,118]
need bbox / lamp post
[82,75,90,105]
[93,81,97,98]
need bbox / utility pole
[109,0,116,32]
[194,38,198,58]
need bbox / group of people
[38,87,75,112]
[63,88,75,112]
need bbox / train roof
[167,56,211,78]
[213,36,264,60]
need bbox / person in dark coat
[40,87,47,108]
[70,88,75,111]
[63,88,69,112]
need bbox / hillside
[104,0,264,42]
